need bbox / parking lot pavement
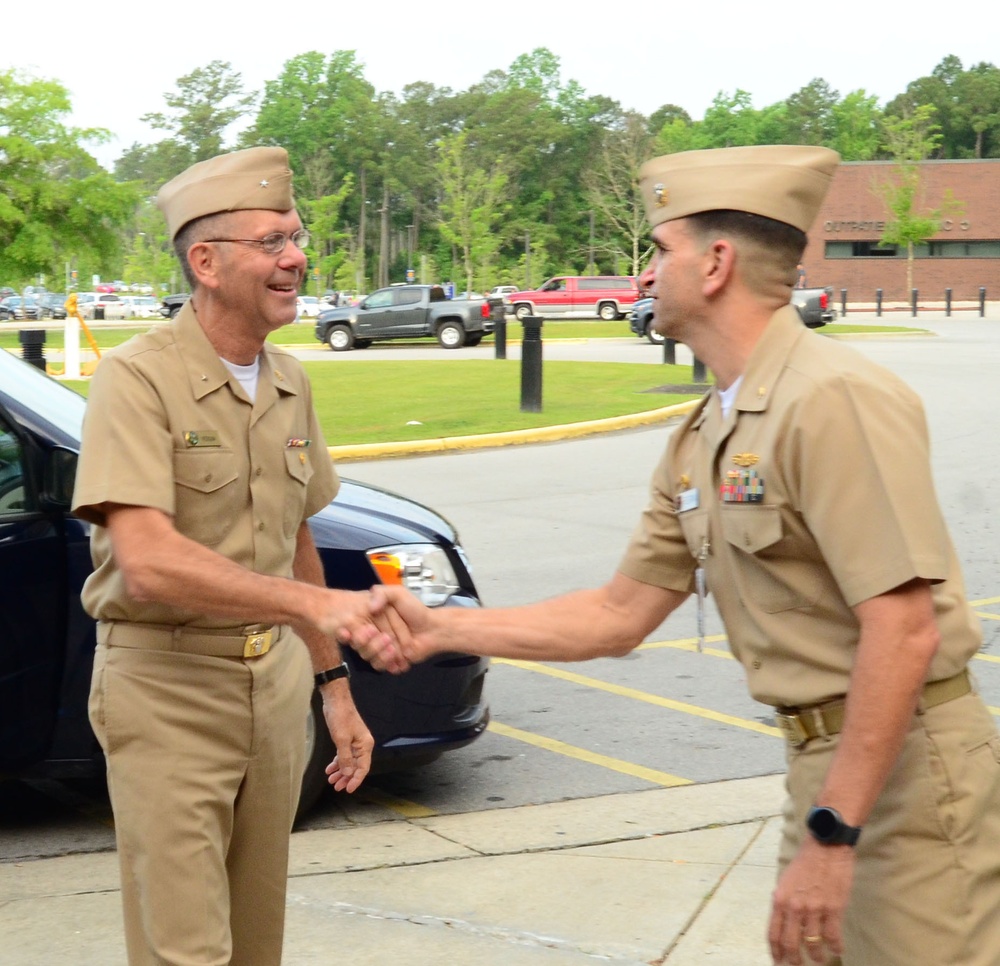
[1,775,785,966]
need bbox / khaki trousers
[89,628,313,966]
[778,689,1000,966]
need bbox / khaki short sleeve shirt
[619,306,981,707]
[72,302,338,626]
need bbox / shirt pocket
[282,447,315,538]
[173,450,240,547]
[719,504,816,613]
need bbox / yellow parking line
[360,787,438,819]
[970,597,1000,606]
[638,635,733,659]
[493,658,781,738]
[488,720,691,787]
[975,611,1000,621]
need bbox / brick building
[802,159,1000,305]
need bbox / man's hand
[343,585,435,673]
[309,587,397,655]
[319,686,375,793]
[768,839,855,964]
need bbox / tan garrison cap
[639,145,839,233]
[156,147,295,241]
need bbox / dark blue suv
[0,349,489,817]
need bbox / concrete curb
[327,399,701,463]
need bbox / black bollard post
[911,289,918,316]
[840,289,847,318]
[488,297,507,359]
[876,288,883,317]
[945,288,952,317]
[18,329,46,371]
[692,356,707,384]
[520,316,543,412]
[662,338,676,365]
[980,287,987,318]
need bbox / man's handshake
[344,584,437,674]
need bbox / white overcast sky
[10,0,997,170]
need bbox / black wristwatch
[806,805,862,846]
[314,663,350,687]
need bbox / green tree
[436,131,509,293]
[121,201,178,293]
[582,111,653,275]
[700,90,765,147]
[142,60,256,162]
[830,90,882,160]
[781,79,839,145]
[877,105,956,293]
[648,103,692,135]
[0,69,139,286]
[300,176,355,295]
[952,62,1000,158]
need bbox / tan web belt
[774,670,971,748]
[97,621,279,659]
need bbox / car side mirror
[42,446,78,509]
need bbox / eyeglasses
[204,229,311,255]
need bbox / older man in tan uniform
[355,145,1000,965]
[73,147,387,966]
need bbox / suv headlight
[366,544,460,607]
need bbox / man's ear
[187,242,222,290]
[702,239,736,297]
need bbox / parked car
[0,296,43,321]
[39,293,69,320]
[159,293,192,319]
[628,298,664,345]
[790,286,837,328]
[315,284,493,351]
[296,295,323,318]
[120,295,162,319]
[0,348,490,817]
[75,292,127,320]
[629,287,838,345]
[506,276,643,321]
[488,285,519,299]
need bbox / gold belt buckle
[243,630,273,658]
[775,712,809,748]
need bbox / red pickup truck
[506,276,643,321]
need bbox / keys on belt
[775,670,972,748]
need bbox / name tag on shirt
[678,488,700,513]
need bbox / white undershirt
[221,356,260,403]
[717,376,743,419]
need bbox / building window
[825,242,900,258]
[827,240,1000,260]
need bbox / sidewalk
[1,774,785,965]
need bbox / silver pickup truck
[315,284,493,351]
[629,286,837,344]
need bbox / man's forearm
[406,574,687,664]
[106,506,342,635]
[813,580,940,826]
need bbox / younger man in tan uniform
[74,148,388,965]
[354,146,1000,965]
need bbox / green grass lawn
[62,359,704,446]
[0,317,920,352]
[11,316,923,448]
